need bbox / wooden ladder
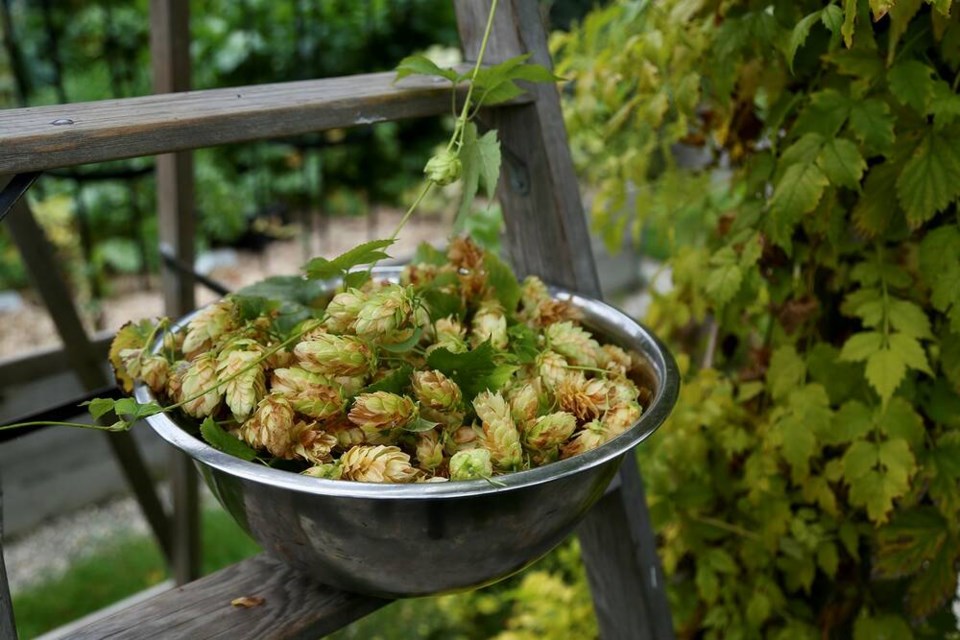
[0,2,673,638]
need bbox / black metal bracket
[159,246,232,297]
[0,171,41,223]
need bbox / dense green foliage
[0,0,458,291]
[553,0,960,637]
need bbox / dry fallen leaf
[231,595,265,608]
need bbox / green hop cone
[412,369,462,411]
[180,352,222,418]
[561,420,607,459]
[524,411,577,451]
[474,390,523,471]
[470,300,508,349]
[427,316,469,355]
[536,350,569,390]
[415,430,445,472]
[507,383,540,429]
[423,149,462,186]
[449,448,494,481]
[349,391,419,443]
[216,340,266,422]
[240,394,298,458]
[340,445,419,483]
[302,462,343,480]
[182,301,235,360]
[140,355,170,395]
[323,288,368,333]
[294,333,372,378]
[354,284,417,339]
[295,426,339,465]
[545,321,601,368]
[602,401,642,439]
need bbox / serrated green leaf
[840,331,884,362]
[887,0,923,64]
[769,162,829,248]
[817,541,840,577]
[930,0,953,16]
[852,162,902,236]
[888,332,932,375]
[896,128,960,227]
[476,80,526,106]
[695,564,720,604]
[411,242,447,266]
[807,343,861,404]
[304,239,395,280]
[507,323,540,364]
[853,613,914,640]
[705,262,742,306]
[828,400,874,445]
[918,227,960,324]
[200,417,258,461]
[866,347,907,404]
[878,437,915,486]
[767,345,806,401]
[874,507,948,579]
[887,299,932,339]
[827,47,885,78]
[394,54,459,82]
[483,252,520,314]
[888,60,935,113]
[848,98,895,153]
[706,548,738,574]
[786,10,824,73]
[114,397,163,419]
[842,0,858,47]
[905,541,959,619]
[868,0,895,19]
[930,80,960,127]
[817,138,866,190]
[457,122,482,222]
[426,341,515,400]
[83,397,119,420]
[235,276,327,307]
[793,90,851,138]
[779,133,825,168]
[404,416,441,433]
[363,363,413,396]
[844,440,878,480]
[342,270,371,290]
[476,130,501,200]
[878,397,924,449]
[420,288,464,323]
[821,5,843,34]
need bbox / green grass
[11,506,261,639]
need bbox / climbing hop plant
[554,0,960,637]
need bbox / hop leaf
[897,127,960,227]
[200,417,258,461]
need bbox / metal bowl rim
[135,267,679,499]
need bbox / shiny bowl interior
[135,268,679,596]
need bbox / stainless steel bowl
[135,269,679,597]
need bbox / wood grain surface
[0,68,527,174]
[69,554,388,640]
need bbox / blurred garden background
[3,0,960,638]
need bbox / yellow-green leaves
[888,60,935,113]
[200,417,258,461]
[843,437,915,523]
[896,127,960,227]
[918,226,960,332]
[303,238,395,284]
[816,138,866,190]
[456,122,501,222]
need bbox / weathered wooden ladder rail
[0,2,673,638]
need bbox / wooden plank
[0,333,111,388]
[2,188,173,567]
[454,0,599,293]
[454,3,674,639]
[150,0,200,586]
[0,67,525,174]
[69,554,388,640]
[0,480,18,640]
